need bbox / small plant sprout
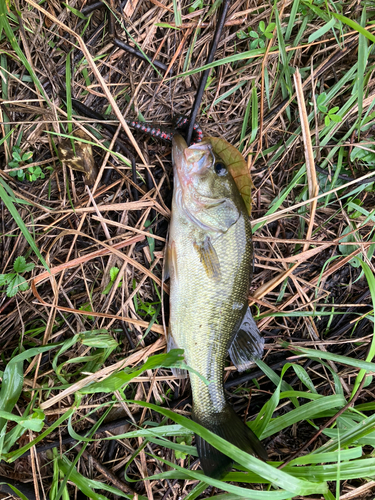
[102,266,123,295]
[8,145,45,182]
[315,92,343,126]
[0,256,35,297]
[132,279,161,319]
[175,434,193,460]
[237,21,275,49]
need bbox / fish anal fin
[167,330,188,378]
[193,236,221,281]
[229,307,264,372]
[193,404,267,478]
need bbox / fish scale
[170,215,251,415]
[167,134,267,478]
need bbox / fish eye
[214,162,226,176]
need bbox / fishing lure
[59,91,203,145]
[128,115,203,144]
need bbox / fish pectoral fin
[164,240,177,282]
[192,198,240,233]
[229,307,264,372]
[167,331,188,378]
[163,244,170,281]
[193,236,221,281]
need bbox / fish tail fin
[193,405,267,478]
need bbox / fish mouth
[172,134,222,225]
[172,134,189,180]
[172,134,213,184]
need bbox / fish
[165,134,267,478]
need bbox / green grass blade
[313,412,375,453]
[0,180,49,270]
[0,3,48,101]
[57,454,136,499]
[289,447,362,465]
[170,47,266,81]
[65,50,73,136]
[172,0,182,27]
[356,7,368,132]
[102,424,192,441]
[0,484,28,500]
[351,259,375,395]
[332,12,375,43]
[209,80,247,110]
[275,8,293,96]
[285,0,300,41]
[239,88,252,152]
[308,18,337,43]
[251,84,259,143]
[289,345,375,372]
[129,400,328,496]
[261,395,346,439]
[184,482,207,500]
[0,53,10,150]
[146,456,294,499]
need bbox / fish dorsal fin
[193,236,221,281]
[167,330,188,378]
[229,307,264,372]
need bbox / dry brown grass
[1,1,375,499]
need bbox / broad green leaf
[110,266,119,282]
[15,275,29,292]
[22,151,33,161]
[10,345,58,364]
[0,359,23,434]
[5,408,75,462]
[0,274,13,286]
[80,332,118,349]
[6,277,19,297]
[13,256,27,273]
[0,409,44,432]
[80,350,186,393]
[13,255,26,273]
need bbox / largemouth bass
[166,134,267,478]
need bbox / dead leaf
[205,136,253,215]
[58,129,98,186]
